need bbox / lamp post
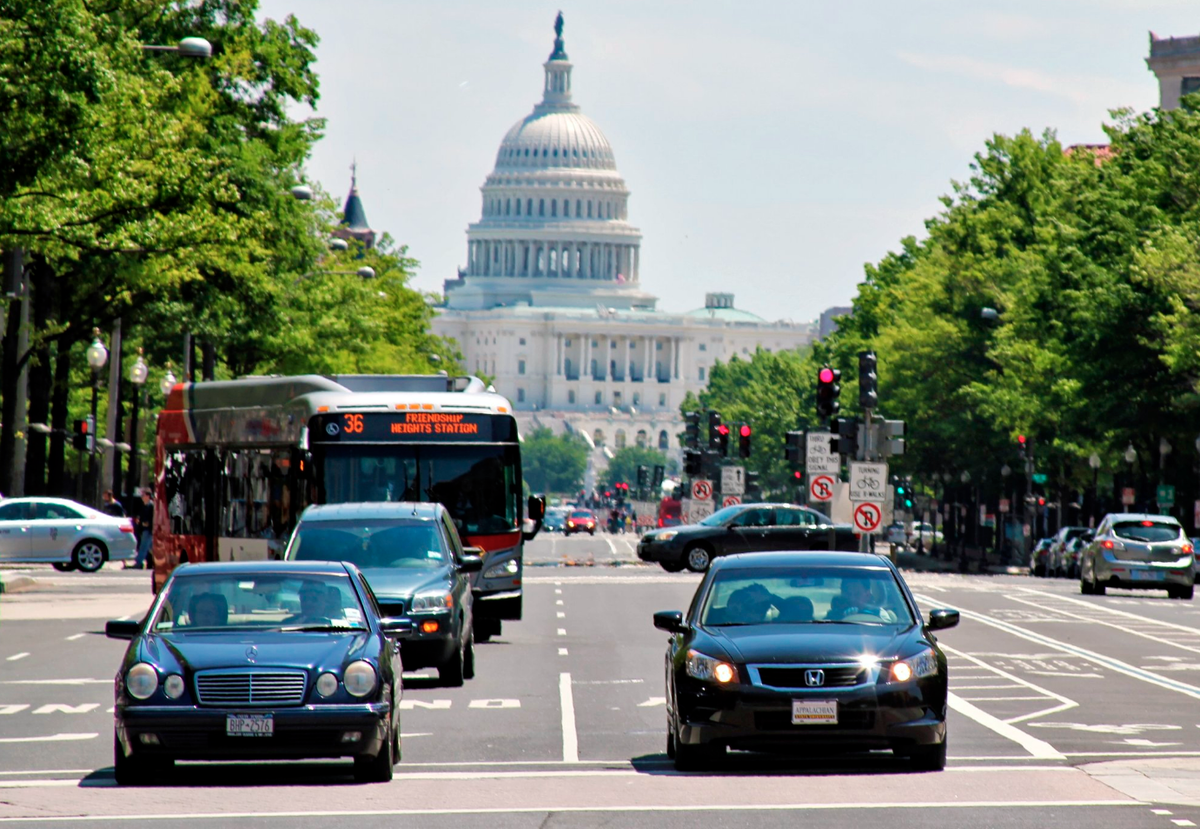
[161,363,177,398]
[141,37,213,58]
[124,350,149,496]
[1125,443,1137,510]
[85,330,109,505]
[1000,463,1012,562]
[1088,452,1101,527]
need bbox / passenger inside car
[187,593,228,628]
[775,595,814,622]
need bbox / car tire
[462,628,476,680]
[52,562,76,572]
[908,740,947,772]
[673,737,723,771]
[439,639,466,687]
[589,530,595,536]
[354,722,394,783]
[1185,585,1196,601]
[1033,564,1045,578]
[1093,578,1106,596]
[1080,577,1093,595]
[72,540,107,573]
[661,562,685,573]
[112,736,152,786]
[684,544,713,573]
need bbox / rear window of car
[1113,521,1182,543]
[288,519,447,568]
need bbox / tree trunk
[46,283,74,496]
[22,259,53,495]
[0,293,21,496]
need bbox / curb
[0,575,37,594]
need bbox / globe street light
[125,349,149,495]
[86,329,109,505]
[142,37,213,58]
[1089,452,1101,526]
[160,364,177,398]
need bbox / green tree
[521,428,588,494]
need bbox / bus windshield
[316,444,520,535]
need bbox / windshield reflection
[153,574,368,632]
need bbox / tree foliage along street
[692,100,1200,532]
[603,446,668,491]
[0,1,459,498]
[520,428,589,495]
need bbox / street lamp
[125,349,149,495]
[1088,452,1101,527]
[85,329,109,505]
[160,364,177,397]
[142,37,213,58]
[1124,443,1137,510]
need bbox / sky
[256,0,1196,323]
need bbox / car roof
[710,551,889,570]
[1105,513,1182,525]
[298,502,443,522]
[174,560,354,577]
[2,496,94,507]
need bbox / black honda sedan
[654,551,959,771]
[105,560,411,785]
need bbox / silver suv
[1080,513,1195,599]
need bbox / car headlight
[410,590,453,613]
[484,558,519,579]
[343,661,377,697]
[889,649,938,683]
[685,649,736,684]
[316,672,339,697]
[163,674,185,700]
[654,531,678,542]
[126,663,159,700]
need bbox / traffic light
[684,411,701,449]
[684,449,703,477]
[816,366,841,419]
[651,464,665,491]
[858,351,878,409]
[72,416,94,452]
[1017,434,1027,460]
[738,423,752,459]
[707,411,723,451]
[637,465,649,489]
[784,430,804,464]
[716,423,730,457]
[831,416,857,458]
[745,471,761,499]
[896,480,913,511]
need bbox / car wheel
[112,735,151,786]
[438,639,466,687]
[52,562,76,572]
[684,545,713,573]
[73,540,107,573]
[1080,576,1093,595]
[462,628,476,680]
[661,562,685,573]
[1033,564,1045,578]
[908,740,947,772]
[354,722,394,783]
[1093,577,1106,596]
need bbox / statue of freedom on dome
[554,11,564,38]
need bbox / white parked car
[906,521,943,546]
[0,497,137,572]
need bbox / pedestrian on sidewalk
[101,489,125,518]
[129,488,154,570]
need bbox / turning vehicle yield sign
[691,479,713,501]
[853,502,883,534]
[809,474,835,503]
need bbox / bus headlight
[484,559,519,579]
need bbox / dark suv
[285,502,483,685]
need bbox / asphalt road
[4,532,1200,827]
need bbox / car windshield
[289,520,446,569]
[1113,521,1182,543]
[699,505,746,527]
[151,573,368,632]
[570,511,593,519]
[699,567,915,627]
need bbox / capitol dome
[444,13,653,312]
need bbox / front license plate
[792,699,838,725]
[226,714,273,737]
[1131,569,1166,581]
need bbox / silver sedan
[0,497,137,572]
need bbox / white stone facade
[432,17,814,471]
[1147,32,1200,110]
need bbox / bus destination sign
[312,412,515,443]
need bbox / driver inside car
[832,579,887,620]
[284,581,330,624]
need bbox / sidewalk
[892,543,1029,576]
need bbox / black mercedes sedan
[105,560,411,785]
[637,503,860,572]
[654,551,959,771]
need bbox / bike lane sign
[849,462,888,502]
[806,432,840,475]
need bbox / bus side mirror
[527,496,545,522]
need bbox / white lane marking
[65,633,85,641]
[947,694,1065,760]
[1154,809,1174,815]
[1007,593,1200,657]
[554,581,561,586]
[957,696,1056,702]
[952,685,1025,690]
[557,628,566,636]
[556,600,563,605]
[577,679,644,684]
[0,800,1144,818]
[0,769,91,776]
[399,733,432,738]
[398,700,451,710]
[557,612,565,618]
[32,704,99,715]
[0,733,97,744]
[603,534,618,559]
[5,653,28,661]
[0,705,30,715]
[554,589,562,595]
[637,697,666,707]
[937,640,1076,725]
[558,648,568,656]
[1172,820,1195,827]
[468,699,520,709]
[559,672,578,763]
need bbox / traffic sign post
[849,462,888,502]
[681,497,714,524]
[691,479,713,501]
[1121,487,1136,506]
[999,498,1010,514]
[809,474,835,503]
[720,466,745,496]
[1157,484,1176,509]
[853,502,884,534]
[806,432,840,476]
[722,495,742,508]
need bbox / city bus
[149,374,543,639]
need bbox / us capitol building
[432,15,814,474]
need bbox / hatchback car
[1047,526,1090,577]
[654,552,958,771]
[1030,538,1054,577]
[105,560,410,784]
[285,503,482,686]
[564,509,597,536]
[1080,513,1195,599]
[0,496,136,572]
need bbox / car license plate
[792,699,837,725]
[226,714,273,737]
[1131,569,1166,581]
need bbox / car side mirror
[458,553,484,573]
[653,610,686,633]
[527,495,546,522]
[380,617,413,639]
[927,609,959,631]
[105,620,140,640]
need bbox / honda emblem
[804,669,825,687]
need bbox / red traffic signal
[819,367,835,384]
[793,470,803,480]
[716,424,730,435]
[739,424,751,438]
[1017,434,1026,445]
[737,423,752,458]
